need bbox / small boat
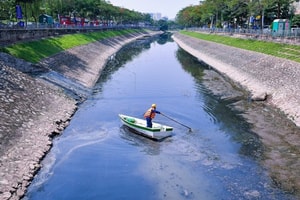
[119,114,173,140]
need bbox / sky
[108,0,200,20]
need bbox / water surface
[25,34,296,200]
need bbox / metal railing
[186,27,300,45]
[0,22,159,30]
[0,24,160,46]
[187,27,300,38]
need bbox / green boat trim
[121,116,173,132]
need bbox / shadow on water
[119,125,163,155]
[92,35,158,95]
[156,32,174,45]
[98,31,172,87]
[175,47,264,160]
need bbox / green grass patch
[180,30,300,63]
[1,29,139,63]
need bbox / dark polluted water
[24,34,298,200]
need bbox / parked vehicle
[59,16,72,26]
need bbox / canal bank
[0,30,161,200]
[173,32,300,195]
[173,32,300,127]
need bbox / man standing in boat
[144,104,161,128]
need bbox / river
[24,34,297,200]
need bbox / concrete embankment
[0,30,161,200]
[172,32,300,127]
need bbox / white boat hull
[119,114,173,140]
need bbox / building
[294,2,300,15]
[39,14,53,24]
[150,13,162,21]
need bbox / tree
[292,14,300,26]
[176,0,298,29]
[157,19,168,31]
[0,0,15,22]
[0,0,169,28]
[15,0,43,26]
[176,6,202,27]
[226,0,249,28]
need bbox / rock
[1,192,12,199]
[251,92,268,101]
[0,179,9,185]
[16,188,25,198]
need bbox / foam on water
[27,127,110,193]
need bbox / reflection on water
[119,125,163,155]
[25,33,298,200]
[176,48,264,160]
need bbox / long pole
[160,113,192,131]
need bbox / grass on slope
[1,29,139,63]
[180,30,300,63]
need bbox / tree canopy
[176,0,300,28]
[1,0,299,29]
[0,0,153,25]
